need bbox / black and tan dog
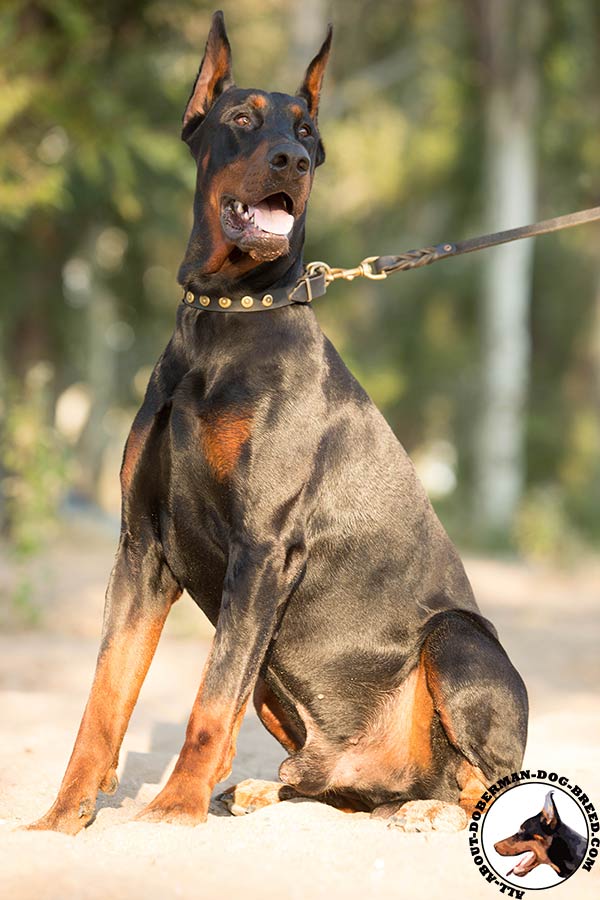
[28,11,527,834]
[494,791,587,879]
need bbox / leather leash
[182,205,600,313]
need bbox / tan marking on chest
[200,410,253,480]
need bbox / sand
[1,536,599,899]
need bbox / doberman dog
[494,790,587,879]
[27,11,528,834]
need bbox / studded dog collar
[182,267,328,313]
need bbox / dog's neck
[173,225,316,350]
[180,252,305,301]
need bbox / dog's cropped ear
[296,24,333,123]
[182,10,234,136]
[541,791,559,830]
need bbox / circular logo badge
[467,770,598,894]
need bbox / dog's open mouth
[507,851,537,877]
[220,192,295,261]
[223,193,295,236]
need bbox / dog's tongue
[509,852,536,876]
[250,196,294,235]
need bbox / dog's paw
[135,804,207,827]
[22,798,96,835]
[217,779,297,816]
[135,781,211,827]
[384,799,467,833]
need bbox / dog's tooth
[234,200,244,215]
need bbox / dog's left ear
[296,24,333,123]
[182,10,234,137]
[541,791,559,830]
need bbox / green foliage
[513,486,581,563]
[0,0,599,558]
[1,364,69,556]
[0,363,69,626]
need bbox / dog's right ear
[296,25,333,124]
[541,791,559,830]
[182,10,234,139]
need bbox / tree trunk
[473,0,542,535]
[289,0,327,71]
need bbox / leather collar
[181,269,328,313]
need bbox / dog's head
[493,791,561,878]
[179,10,331,285]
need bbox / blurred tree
[472,0,543,536]
[0,0,598,554]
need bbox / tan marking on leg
[421,644,461,747]
[253,678,301,754]
[136,700,246,826]
[200,410,253,480]
[408,654,434,769]
[171,688,249,789]
[26,606,173,834]
[422,651,491,816]
[457,759,488,815]
[220,698,250,782]
[137,639,252,825]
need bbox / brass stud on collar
[185,290,195,304]
[262,293,274,307]
[199,295,210,307]
[241,295,254,309]
[218,296,232,308]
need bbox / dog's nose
[268,143,310,177]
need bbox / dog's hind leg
[421,609,528,814]
[369,611,527,831]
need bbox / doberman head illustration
[494,790,587,879]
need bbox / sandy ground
[0,525,599,899]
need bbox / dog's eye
[297,123,312,138]
[234,113,252,127]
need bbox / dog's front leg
[26,533,181,834]
[137,537,298,826]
